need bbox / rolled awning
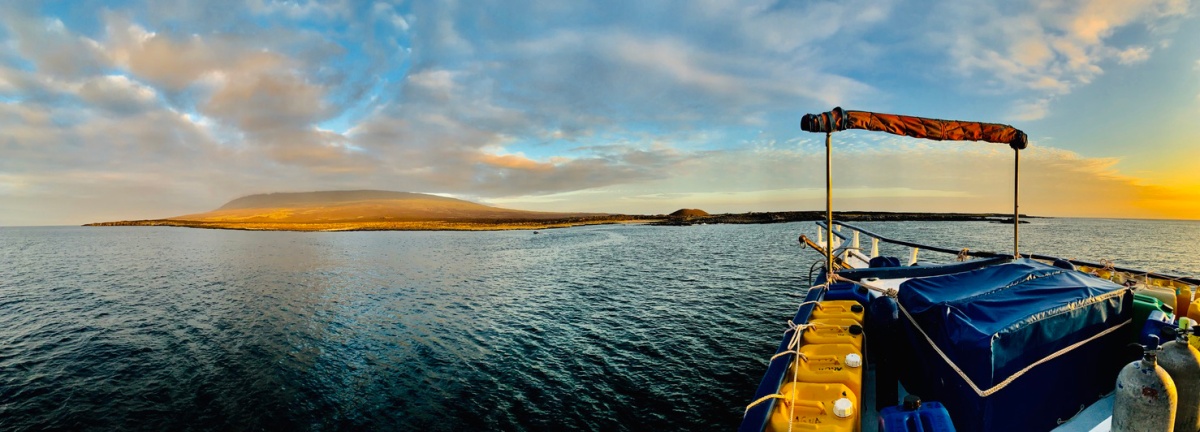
[801,107,1028,150]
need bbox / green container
[1132,293,1170,342]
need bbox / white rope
[833,273,1133,397]
[832,274,897,298]
[745,316,853,419]
[794,300,824,312]
[767,321,852,363]
[769,350,810,363]
[896,296,1131,398]
[768,321,810,363]
[745,285,832,419]
[787,325,799,432]
[744,393,787,415]
[743,281,864,424]
[745,320,809,417]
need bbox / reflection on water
[0,219,1196,430]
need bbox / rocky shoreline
[83,215,662,231]
[87,211,1034,231]
[650,211,1034,226]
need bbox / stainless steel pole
[1014,148,1020,258]
[826,131,834,278]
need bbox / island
[651,211,1033,226]
[85,190,1034,231]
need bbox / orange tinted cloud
[489,141,1200,220]
[478,153,553,171]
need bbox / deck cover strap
[897,302,1129,397]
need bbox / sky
[1,0,1199,226]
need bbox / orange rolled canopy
[801,107,1028,150]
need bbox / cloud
[247,0,351,20]
[76,75,158,115]
[0,14,109,79]
[105,20,227,91]
[344,69,688,198]
[493,139,1199,220]
[1115,46,1153,65]
[1,0,1196,226]
[1008,98,1052,122]
[930,0,1188,119]
[201,67,328,130]
[1,0,890,225]
[1196,59,1200,101]
[403,0,887,134]
[373,2,410,31]
[95,9,392,170]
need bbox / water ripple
[1,220,1196,430]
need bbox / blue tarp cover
[898,259,1128,388]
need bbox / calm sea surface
[2,219,1198,431]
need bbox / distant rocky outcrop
[669,208,710,217]
[652,211,1036,226]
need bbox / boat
[739,108,1200,432]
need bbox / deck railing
[817,220,1200,286]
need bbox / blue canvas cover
[896,259,1131,432]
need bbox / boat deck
[780,235,1118,431]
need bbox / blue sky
[1,0,1199,226]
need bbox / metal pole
[826,131,834,278]
[1014,148,1020,258]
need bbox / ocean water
[1,219,1197,431]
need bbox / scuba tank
[1160,319,1200,432]
[1113,335,1178,432]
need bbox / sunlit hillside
[87,190,655,231]
[170,190,601,223]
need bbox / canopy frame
[801,107,1028,261]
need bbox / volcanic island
[86,190,1031,232]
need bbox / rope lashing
[796,300,825,309]
[957,248,970,262]
[767,321,811,364]
[769,350,811,363]
[832,274,897,298]
[832,273,1131,397]
[807,281,832,294]
[895,296,1131,398]
[746,316,855,416]
[744,393,788,415]
[767,320,854,363]
[746,320,814,419]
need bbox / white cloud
[247,0,350,20]
[0,13,110,79]
[76,75,158,115]
[935,0,1187,119]
[1195,59,1200,101]
[2,0,1196,225]
[406,69,459,98]
[1116,46,1152,65]
[1008,98,1052,122]
[373,2,410,31]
